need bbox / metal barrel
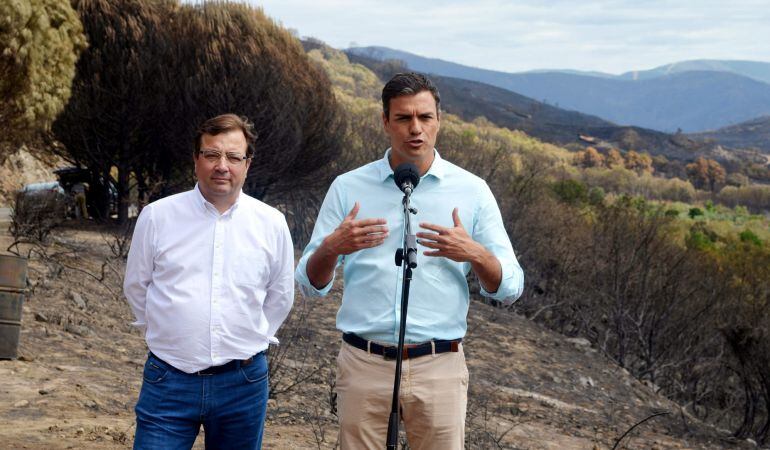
[0,255,28,359]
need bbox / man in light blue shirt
[295,73,523,449]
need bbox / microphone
[393,163,420,195]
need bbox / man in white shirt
[124,114,294,449]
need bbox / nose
[213,157,230,172]
[409,117,422,135]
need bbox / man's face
[383,90,440,173]
[194,129,251,205]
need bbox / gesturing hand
[322,202,389,256]
[417,208,485,263]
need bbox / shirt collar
[193,183,242,216]
[376,148,447,183]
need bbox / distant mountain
[346,46,770,133]
[347,52,717,161]
[620,60,770,84]
[690,116,770,151]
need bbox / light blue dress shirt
[295,150,524,344]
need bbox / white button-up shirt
[124,185,294,373]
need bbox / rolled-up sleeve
[294,179,345,297]
[473,183,524,304]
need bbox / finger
[423,250,444,257]
[344,202,360,221]
[416,232,440,240]
[357,224,388,235]
[419,222,448,233]
[353,218,388,228]
[360,231,389,241]
[359,237,387,248]
[452,207,463,228]
[417,239,442,249]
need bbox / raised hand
[417,207,502,292]
[417,208,484,263]
[322,202,389,256]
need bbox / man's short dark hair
[381,72,441,119]
[194,114,257,158]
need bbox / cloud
[250,0,770,73]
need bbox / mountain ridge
[347,46,770,133]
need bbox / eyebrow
[201,148,246,154]
[393,112,435,119]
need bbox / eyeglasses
[199,150,251,166]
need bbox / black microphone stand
[386,187,418,449]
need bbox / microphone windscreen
[393,163,420,192]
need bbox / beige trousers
[336,341,469,450]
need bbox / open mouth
[407,139,424,147]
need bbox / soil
[0,219,758,449]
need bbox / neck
[199,189,238,214]
[390,150,435,175]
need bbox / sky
[250,0,770,75]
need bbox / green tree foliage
[688,207,704,219]
[0,0,86,146]
[739,229,762,247]
[551,179,588,205]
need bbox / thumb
[345,202,360,221]
[452,207,463,228]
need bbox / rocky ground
[0,143,67,206]
[0,217,760,449]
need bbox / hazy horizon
[250,0,770,75]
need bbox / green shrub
[551,179,588,205]
[0,0,86,144]
[739,230,763,247]
[689,207,704,219]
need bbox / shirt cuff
[479,258,523,304]
[294,263,335,297]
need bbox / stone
[579,376,595,388]
[13,400,29,407]
[70,292,87,310]
[34,312,49,322]
[65,323,93,337]
[565,337,592,348]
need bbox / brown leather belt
[343,332,461,360]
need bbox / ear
[382,111,389,128]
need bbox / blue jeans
[133,352,268,450]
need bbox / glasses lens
[201,150,246,165]
[226,153,245,164]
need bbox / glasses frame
[199,149,251,166]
